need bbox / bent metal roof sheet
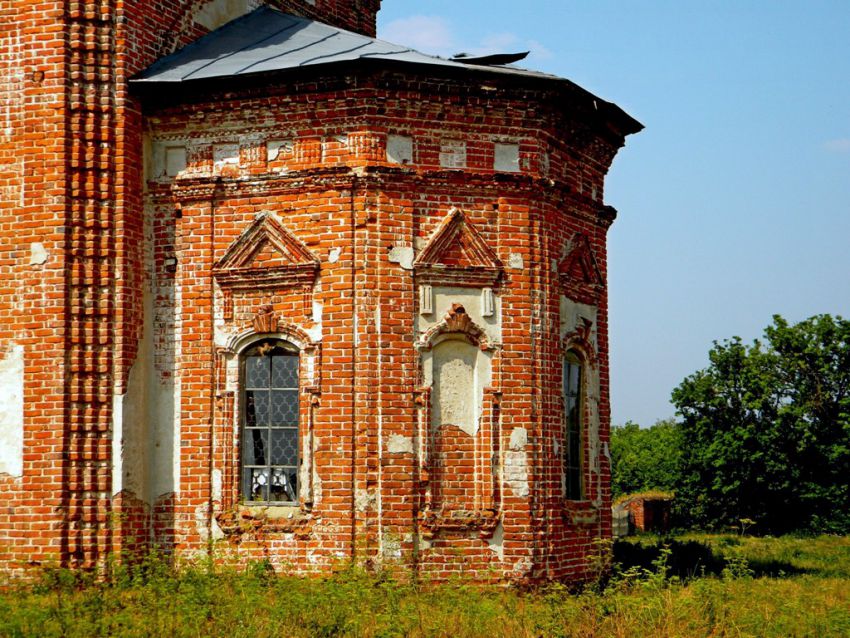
[130,6,641,133]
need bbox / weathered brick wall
[0,0,633,581]
[275,0,381,36]
[0,0,383,573]
[0,0,69,573]
[138,66,628,581]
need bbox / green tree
[610,419,682,497]
[672,314,850,534]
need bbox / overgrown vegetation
[611,418,681,498]
[1,535,848,637]
[613,314,850,535]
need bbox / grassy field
[1,535,848,637]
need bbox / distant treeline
[612,314,850,535]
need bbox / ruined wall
[0,0,630,580]
[140,66,625,581]
[0,1,69,572]
[0,0,381,572]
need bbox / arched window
[241,339,300,504]
[563,350,584,500]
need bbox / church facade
[0,0,640,582]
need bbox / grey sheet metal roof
[132,6,556,84]
[130,6,641,133]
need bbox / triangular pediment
[558,234,603,300]
[213,212,319,290]
[414,208,502,286]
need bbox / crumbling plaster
[192,0,263,31]
[416,286,501,346]
[112,258,177,504]
[0,343,23,477]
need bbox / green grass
[1,535,848,637]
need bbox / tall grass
[1,535,848,637]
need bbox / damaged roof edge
[132,57,643,138]
[129,6,642,136]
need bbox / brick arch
[418,303,493,351]
[224,322,317,355]
[560,318,597,366]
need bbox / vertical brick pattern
[62,0,119,570]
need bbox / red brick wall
[0,0,69,574]
[138,67,629,581]
[275,0,381,36]
[0,0,633,581]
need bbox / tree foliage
[611,419,682,498]
[671,314,850,534]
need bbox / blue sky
[378,1,850,426]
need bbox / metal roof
[132,7,552,83]
[130,6,642,134]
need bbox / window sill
[562,500,600,526]
[217,504,313,538]
[418,508,500,539]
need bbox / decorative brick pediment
[213,212,319,291]
[418,303,492,351]
[558,234,603,302]
[414,208,502,287]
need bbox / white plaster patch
[559,297,598,346]
[509,426,527,451]
[432,340,477,435]
[213,143,239,171]
[113,354,147,499]
[312,462,323,506]
[195,505,210,541]
[508,253,524,269]
[328,247,341,263]
[486,521,505,561]
[439,139,466,168]
[165,146,187,177]
[306,323,323,343]
[0,344,24,477]
[419,284,433,315]
[267,139,293,162]
[388,245,414,270]
[387,134,413,165]
[310,300,324,344]
[418,535,432,550]
[29,242,48,265]
[193,0,259,30]
[112,392,124,495]
[210,517,225,541]
[299,426,313,504]
[505,450,529,498]
[482,287,495,317]
[386,434,414,454]
[355,487,374,512]
[382,534,402,561]
[494,143,520,172]
[212,469,223,502]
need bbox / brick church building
[0,0,640,582]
